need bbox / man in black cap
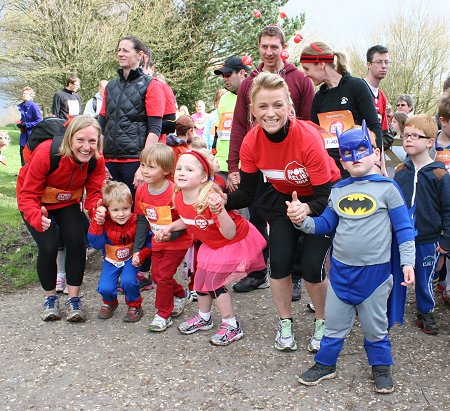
[212,56,249,176]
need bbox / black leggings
[106,161,140,199]
[268,214,330,283]
[24,204,87,291]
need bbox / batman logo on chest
[337,193,376,216]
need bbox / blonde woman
[17,115,106,322]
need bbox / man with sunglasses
[213,56,250,176]
[363,45,393,150]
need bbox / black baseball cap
[214,56,250,75]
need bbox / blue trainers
[42,295,61,321]
[66,296,86,322]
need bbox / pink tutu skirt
[194,222,267,292]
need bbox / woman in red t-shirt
[212,72,341,353]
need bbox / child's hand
[286,191,306,225]
[94,199,107,225]
[41,206,51,231]
[155,227,171,242]
[132,252,141,267]
[208,192,225,214]
[435,244,449,255]
[401,265,415,286]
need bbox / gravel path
[0,252,448,410]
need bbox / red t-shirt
[174,191,248,250]
[161,81,177,116]
[240,119,341,196]
[135,180,193,251]
[374,88,388,131]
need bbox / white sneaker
[274,319,297,351]
[308,319,325,353]
[147,314,173,332]
[172,291,193,317]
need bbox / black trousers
[24,204,87,291]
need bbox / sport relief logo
[330,120,344,136]
[56,192,72,201]
[284,161,310,185]
[194,215,209,230]
[422,255,435,267]
[223,118,232,129]
[116,247,130,260]
[145,206,158,222]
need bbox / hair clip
[310,43,323,53]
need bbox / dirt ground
[0,251,448,411]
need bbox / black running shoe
[298,362,336,386]
[372,365,394,393]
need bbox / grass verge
[0,126,38,292]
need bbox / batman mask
[336,120,374,162]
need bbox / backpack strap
[49,134,64,175]
[92,96,97,113]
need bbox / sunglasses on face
[397,103,407,107]
[222,72,234,79]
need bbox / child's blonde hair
[405,114,438,139]
[189,136,207,150]
[176,150,221,213]
[102,181,132,208]
[197,148,214,162]
[140,142,174,174]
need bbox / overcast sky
[284,0,450,51]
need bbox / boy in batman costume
[286,121,415,393]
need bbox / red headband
[300,54,335,64]
[180,150,212,178]
[300,43,334,64]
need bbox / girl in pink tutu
[156,150,266,346]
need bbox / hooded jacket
[228,62,315,173]
[394,158,450,248]
[17,100,43,147]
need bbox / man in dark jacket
[52,76,82,120]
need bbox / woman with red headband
[17,115,106,322]
[300,42,382,177]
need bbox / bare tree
[348,3,449,114]
[0,0,120,114]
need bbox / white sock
[56,249,66,277]
[223,316,237,328]
[198,310,211,321]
